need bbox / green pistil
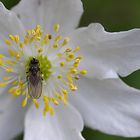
[25,55,52,81]
[37,55,52,80]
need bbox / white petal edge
[70,23,140,79]
[0,2,25,56]
[70,77,140,137]
[0,94,27,140]
[24,102,85,140]
[12,0,83,34]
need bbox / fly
[27,57,43,99]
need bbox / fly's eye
[31,58,39,64]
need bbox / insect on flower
[27,57,43,99]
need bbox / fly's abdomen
[28,71,42,99]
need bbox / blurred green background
[1,0,140,140]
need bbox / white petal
[24,103,84,140]
[70,77,140,137]
[70,23,140,79]
[0,94,26,140]
[12,0,83,34]
[0,2,25,55]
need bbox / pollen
[0,24,87,117]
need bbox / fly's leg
[40,71,43,80]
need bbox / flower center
[0,24,87,116]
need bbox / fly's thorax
[26,56,52,81]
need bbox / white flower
[0,0,140,140]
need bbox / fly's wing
[28,72,42,99]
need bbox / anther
[52,44,58,48]
[0,60,4,66]
[5,40,12,46]
[33,99,39,109]
[62,89,68,95]
[5,68,13,72]
[22,97,28,107]
[0,82,8,87]
[79,70,87,75]
[3,77,10,81]
[14,35,19,44]
[74,46,80,52]
[57,75,62,79]
[60,62,65,67]
[54,24,60,32]
[55,35,62,41]
[62,37,70,46]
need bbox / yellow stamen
[67,75,73,83]
[69,68,77,74]
[38,48,43,53]
[22,97,28,107]
[22,90,26,96]
[80,70,87,75]
[12,88,21,96]
[74,75,80,80]
[24,37,29,44]
[3,77,10,81]
[9,35,15,41]
[62,37,70,46]
[52,98,59,105]
[44,34,51,44]
[6,60,16,65]
[62,89,68,95]
[65,48,72,53]
[55,35,62,41]
[63,94,68,105]
[57,75,62,79]
[16,53,21,60]
[49,107,54,116]
[33,99,39,108]
[19,42,24,48]
[60,62,65,67]
[14,35,19,44]
[8,87,15,93]
[5,40,12,46]
[0,59,4,66]
[8,49,16,57]
[68,53,75,59]
[0,54,4,58]
[74,46,80,52]
[43,96,50,116]
[12,80,18,85]
[5,68,13,72]
[54,24,60,32]
[0,82,7,87]
[29,37,34,44]
[57,53,63,57]
[69,83,78,91]
[52,44,58,48]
